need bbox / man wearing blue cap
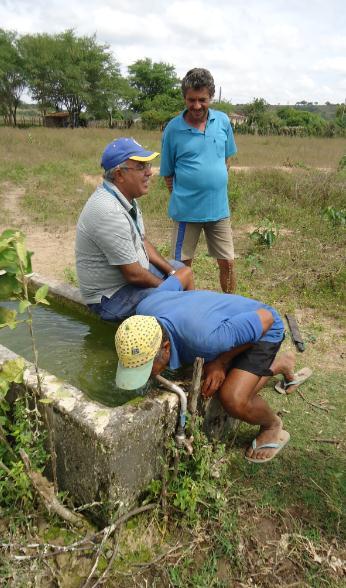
[76,137,194,321]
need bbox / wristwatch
[167,270,176,276]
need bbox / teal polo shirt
[160,109,237,222]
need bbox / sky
[1,0,345,104]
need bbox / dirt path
[0,162,334,280]
[1,181,76,280]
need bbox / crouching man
[114,268,312,463]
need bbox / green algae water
[0,300,145,407]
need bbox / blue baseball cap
[101,137,159,171]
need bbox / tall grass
[0,127,344,174]
[0,128,344,313]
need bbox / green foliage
[141,91,183,129]
[250,219,279,247]
[0,29,26,126]
[338,154,346,171]
[63,266,79,287]
[323,205,346,226]
[0,395,47,510]
[128,58,180,113]
[19,30,124,126]
[0,229,32,300]
[242,97,269,126]
[276,106,327,135]
[0,229,49,513]
[211,100,235,114]
[147,418,229,525]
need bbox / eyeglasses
[120,162,152,172]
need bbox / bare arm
[202,343,252,397]
[256,308,274,333]
[119,261,163,287]
[202,309,274,397]
[144,238,175,275]
[163,176,174,193]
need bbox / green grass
[142,168,346,314]
[0,128,345,586]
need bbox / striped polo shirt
[75,181,149,304]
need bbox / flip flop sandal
[245,431,290,463]
[274,367,312,395]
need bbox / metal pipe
[155,374,188,447]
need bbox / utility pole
[218,86,222,103]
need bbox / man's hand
[164,176,174,193]
[173,266,194,290]
[201,359,227,398]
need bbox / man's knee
[219,385,248,417]
[169,259,185,270]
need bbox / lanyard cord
[102,181,142,237]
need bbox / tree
[128,58,180,112]
[141,93,184,129]
[55,30,123,126]
[242,98,269,126]
[20,30,124,127]
[0,29,26,126]
[276,107,326,135]
[19,33,60,115]
[211,100,234,114]
[89,74,136,126]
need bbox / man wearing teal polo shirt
[160,68,237,292]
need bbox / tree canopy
[128,58,180,112]
[0,27,344,135]
[19,30,124,126]
[0,29,26,126]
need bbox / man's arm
[119,261,163,287]
[144,238,176,275]
[201,309,274,397]
[202,344,252,397]
[120,256,194,291]
[163,176,174,193]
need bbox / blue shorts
[88,260,184,322]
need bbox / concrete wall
[0,342,179,522]
[1,273,236,523]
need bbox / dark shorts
[88,260,184,322]
[231,338,284,377]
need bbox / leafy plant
[63,265,78,287]
[146,417,229,526]
[337,154,346,171]
[0,229,53,512]
[323,205,346,226]
[250,219,279,247]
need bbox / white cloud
[0,0,345,103]
[314,57,346,73]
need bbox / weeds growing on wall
[0,229,51,512]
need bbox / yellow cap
[115,315,162,390]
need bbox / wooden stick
[0,423,17,460]
[188,357,204,429]
[91,533,121,588]
[3,503,157,562]
[81,526,112,588]
[19,449,86,527]
[311,438,342,444]
[298,391,329,412]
